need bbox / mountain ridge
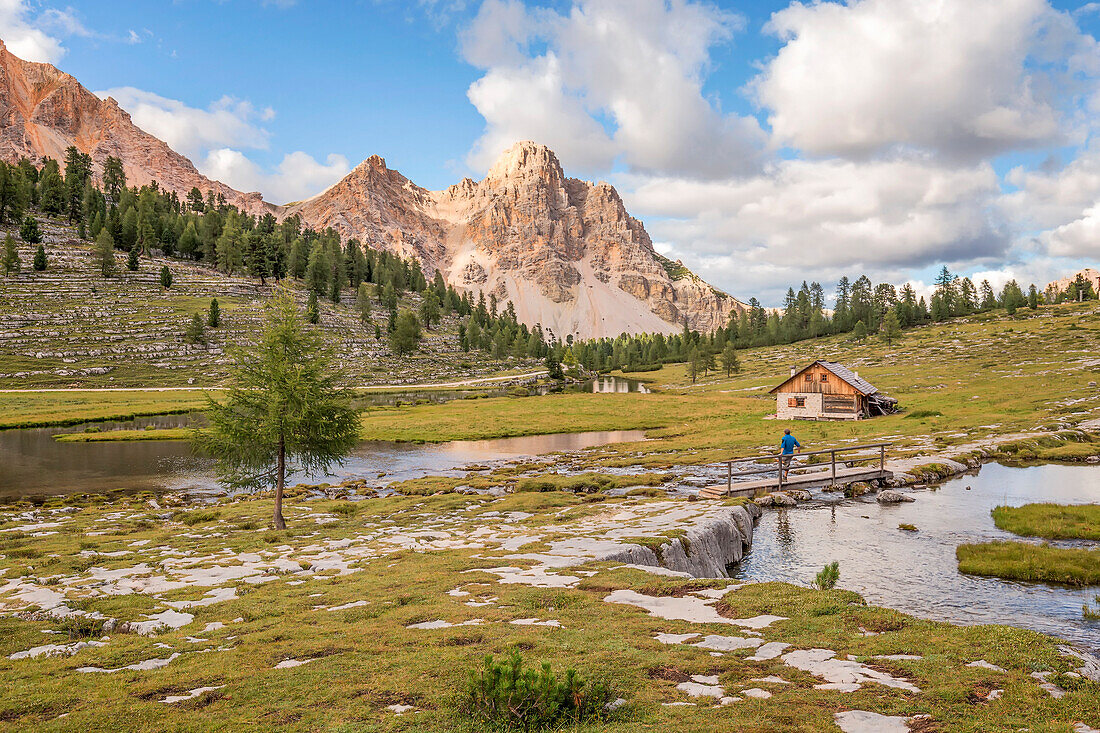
[0,41,741,338]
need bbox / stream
[735,462,1100,649]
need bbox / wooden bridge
[698,443,893,500]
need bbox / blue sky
[5,0,1100,304]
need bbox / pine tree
[194,285,359,529]
[19,216,40,244]
[881,309,901,346]
[94,228,117,278]
[2,234,19,274]
[720,343,740,377]
[418,290,440,329]
[389,309,422,354]
[208,298,221,327]
[307,290,320,324]
[852,320,868,343]
[160,265,172,289]
[32,243,46,271]
[356,283,372,324]
[184,313,206,345]
[127,246,139,271]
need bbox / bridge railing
[712,442,893,493]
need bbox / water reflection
[735,463,1100,649]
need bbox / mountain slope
[291,142,742,339]
[0,40,270,214]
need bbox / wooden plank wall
[773,364,861,396]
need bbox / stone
[833,710,911,733]
[877,490,915,503]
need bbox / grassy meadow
[1,494,1097,732]
[992,503,1100,541]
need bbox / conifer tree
[852,320,868,343]
[390,309,422,354]
[19,216,40,244]
[720,342,740,377]
[356,282,372,324]
[127,246,139,271]
[32,243,46,271]
[418,290,440,329]
[881,309,901,346]
[94,227,117,278]
[195,285,360,529]
[184,313,206,344]
[160,265,172,289]
[208,298,221,327]
[307,290,320,324]
[2,234,19,274]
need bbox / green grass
[0,494,1096,732]
[956,541,1100,585]
[992,503,1100,540]
[53,427,194,442]
[0,390,209,429]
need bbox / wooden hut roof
[769,360,880,396]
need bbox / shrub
[463,652,612,731]
[814,561,840,590]
[904,409,944,419]
[178,509,219,526]
[20,216,41,244]
[331,502,359,516]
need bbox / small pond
[735,462,1100,649]
[0,412,645,500]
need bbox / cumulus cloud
[98,87,272,161]
[0,0,68,63]
[623,156,1007,301]
[461,0,767,177]
[99,87,345,204]
[753,0,1095,160]
[202,149,350,204]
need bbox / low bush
[814,561,840,590]
[904,410,943,419]
[177,509,219,526]
[331,502,359,516]
[462,652,612,731]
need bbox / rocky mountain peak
[485,141,565,185]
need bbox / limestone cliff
[292,142,742,338]
[0,40,270,214]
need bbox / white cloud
[98,87,271,160]
[0,0,68,63]
[100,87,345,204]
[461,0,767,177]
[202,148,350,204]
[622,156,1007,301]
[753,0,1095,160]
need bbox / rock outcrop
[0,41,270,215]
[291,142,744,339]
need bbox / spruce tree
[389,309,422,354]
[2,234,19,274]
[160,265,172,289]
[32,243,46,271]
[356,283,371,324]
[94,228,117,278]
[307,290,320,324]
[127,246,139,271]
[19,216,40,244]
[208,298,221,327]
[184,313,206,344]
[194,285,360,529]
[852,320,868,343]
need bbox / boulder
[877,490,915,504]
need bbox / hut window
[788,397,806,407]
[819,373,828,382]
[803,374,812,383]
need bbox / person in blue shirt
[780,429,801,481]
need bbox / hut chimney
[790,366,797,377]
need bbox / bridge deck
[700,465,892,499]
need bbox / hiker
[780,428,801,482]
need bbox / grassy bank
[0,494,1096,732]
[0,390,211,429]
[956,541,1100,585]
[52,427,193,442]
[993,504,1100,540]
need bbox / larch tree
[2,234,19,274]
[94,228,117,278]
[195,285,360,529]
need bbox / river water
[735,462,1100,649]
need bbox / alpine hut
[770,361,897,420]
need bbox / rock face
[291,141,744,339]
[0,41,270,215]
